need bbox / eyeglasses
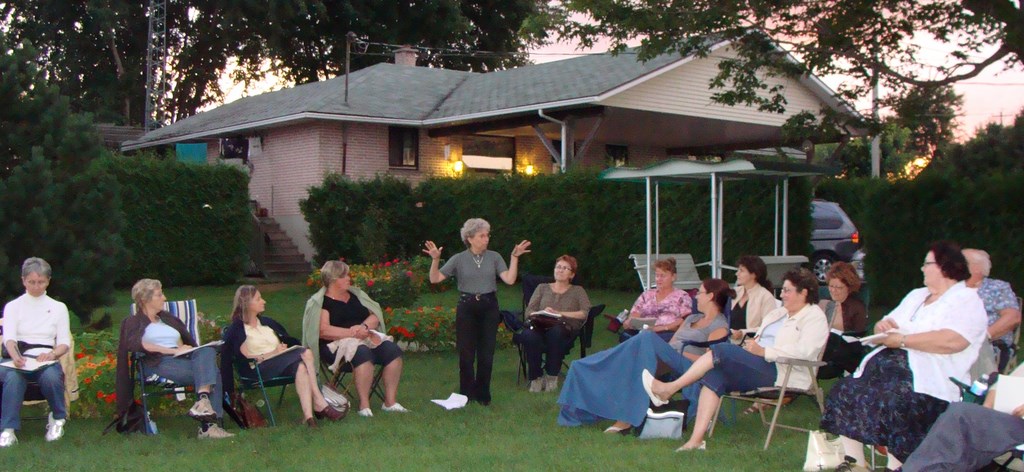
[921,261,937,269]
[780,287,796,294]
[827,284,847,291]
[554,265,573,271]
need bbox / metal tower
[143,0,168,132]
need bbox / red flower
[105,395,115,404]
[75,352,85,359]
[384,261,392,267]
[84,377,93,385]
[405,271,413,277]
[367,280,375,287]
[96,391,104,399]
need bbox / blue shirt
[757,316,786,348]
[978,278,1020,345]
[142,320,181,349]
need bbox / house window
[462,135,515,173]
[605,144,628,167]
[389,127,419,168]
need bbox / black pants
[456,294,500,403]
[520,324,573,380]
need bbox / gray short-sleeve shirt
[440,249,508,294]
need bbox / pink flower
[406,271,413,277]
[384,261,392,267]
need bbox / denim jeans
[145,346,223,417]
[0,362,66,430]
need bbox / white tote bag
[803,430,846,471]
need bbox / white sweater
[2,292,71,356]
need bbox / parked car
[810,200,861,283]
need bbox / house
[123,41,862,266]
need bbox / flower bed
[308,257,427,308]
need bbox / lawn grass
[6,282,866,470]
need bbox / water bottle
[969,373,991,397]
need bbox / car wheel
[812,254,834,284]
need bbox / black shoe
[476,399,491,406]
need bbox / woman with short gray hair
[423,218,531,405]
[1,257,72,447]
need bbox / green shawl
[301,286,386,382]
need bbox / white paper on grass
[431,393,469,410]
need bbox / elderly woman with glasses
[519,255,591,393]
[424,217,531,406]
[0,258,72,447]
[820,241,988,471]
[963,248,1021,372]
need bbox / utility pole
[144,0,168,132]
[344,32,357,105]
[870,54,881,178]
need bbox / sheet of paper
[172,340,224,357]
[995,375,1024,415]
[531,310,562,318]
[431,393,469,410]
[0,358,56,372]
[628,317,658,330]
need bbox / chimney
[394,45,418,67]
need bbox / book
[530,310,562,319]
[0,358,56,372]
[857,332,894,345]
[994,375,1024,415]
[172,340,224,357]
[257,345,303,362]
[628,317,658,330]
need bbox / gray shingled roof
[124,49,695,149]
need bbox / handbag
[321,383,350,412]
[103,401,155,435]
[634,399,689,440]
[230,392,267,429]
[803,430,845,471]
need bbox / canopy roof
[599,158,836,183]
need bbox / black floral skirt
[820,348,949,461]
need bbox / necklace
[471,252,484,269]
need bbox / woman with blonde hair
[221,285,343,427]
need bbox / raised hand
[511,240,532,257]
[423,240,443,259]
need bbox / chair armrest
[776,357,826,368]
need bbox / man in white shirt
[902,364,1024,471]
[0,258,71,447]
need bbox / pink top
[630,288,692,326]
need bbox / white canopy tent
[600,158,835,285]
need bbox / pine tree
[0,38,125,323]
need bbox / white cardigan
[753,303,829,390]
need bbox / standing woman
[424,218,531,405]
[0,258,71,447]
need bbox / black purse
[103,402,150,435]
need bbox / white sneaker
[528,378,543,393]
[0,429,16,448]
[45,417,66,442]
[188,397,216,421]
[197,424,234,439]
[381,403,410,413]
[543,374,559,392]
[357,408,373,417]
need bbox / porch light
[524,164,535,176]
[452,160,464,174]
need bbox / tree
[0,1,548,126]
[817,122,918,179]
[885,85,963,159]
[556,0,1021,130]
[928,108,1024,176]
[0,38,125,323]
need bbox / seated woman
[817,261,869,379]
[728,255,777,338]
[302,260,406,418]
[221,285,343,427]
[557,278,731,433]
[644,268,828,451]
[520,255,590,393]
[0,258,72,447]
[820,241,988,471]
[621,257,692,342]
[114,279,233,439]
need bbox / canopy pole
[773,183,780,256]
[718,179,725,277]
[655,182,661,257]
[710,173,718,278]
[782,178,790,255]
[645,177,653,289]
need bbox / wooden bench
[629,253,702,291]
[760,255,809,290]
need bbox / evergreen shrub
[95,156,251,286]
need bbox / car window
[812,204,843,230]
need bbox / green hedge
[96,156,251,286]
[303,170,813,291]
[817,174,1024,306]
